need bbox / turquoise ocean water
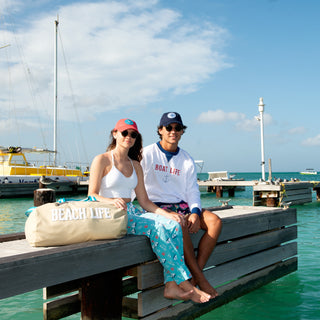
[0,172,319,319]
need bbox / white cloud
[197,109,273,132]
[288,126,306,135]
[0,0,231,122]
[197,109,246,123]
[0,0,21,14]
[302,134,320,146]
[0,118,39,133]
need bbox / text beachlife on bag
[25,199,128,247]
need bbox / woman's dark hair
[157,125,187,139]
[107,130,143,162]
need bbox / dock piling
[80,270,123,320]
[33,188,56,206]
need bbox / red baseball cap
[114,118,140,133]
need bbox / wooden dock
[0,205,297,319]
[253,181,316,206]
[198,180,256,197]
[0,179,88,198]
[198,179,320,207]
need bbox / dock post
[33,176,56,206]
[216,186,223,198]
[33,189,56,206]
[80,270,123,320]
[228,188,235,197]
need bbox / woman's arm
[134,162,185,225]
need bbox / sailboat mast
[53,18,59,166]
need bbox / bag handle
[25,196,97,217]
[57,196,97,203]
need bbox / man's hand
[187,213,201,233]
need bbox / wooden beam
[44,279,81,299]
[44,293,80,320]
[0,232,25,242]
[0,235,153,300]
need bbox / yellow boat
[0,147,88,197]
[0,146,86,177]
[0,21,89,198]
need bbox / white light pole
[255,97,266,181]
[53,18,58,167]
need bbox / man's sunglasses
[165,124,184,132]
[121,130,138,139]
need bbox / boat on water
[0,20,89,198]
[195,160,204,173]
[195,161,245,192]
[300,168,317,175]
[0,146,88,198]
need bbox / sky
[0,0,319,173]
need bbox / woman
[88,118,211,303]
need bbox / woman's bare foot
[179,280,211,303]
[164,282,193,301]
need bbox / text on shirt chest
[154,164,181,176]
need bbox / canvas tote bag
[25,198,127,247]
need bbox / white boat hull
[0,175,88,198]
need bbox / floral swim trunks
[155,201,191,216]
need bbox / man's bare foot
[179,280,211,303]
[164,282,193,301]
[194,276,218,298]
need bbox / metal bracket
[219,199,231,206]
[280,201,292,209]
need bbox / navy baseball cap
[159,112,184,127]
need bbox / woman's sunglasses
[121,130,138,139]
[165,124,184,132]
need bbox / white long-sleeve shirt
[141,142,201,213]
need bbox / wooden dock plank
[282,182,313,190]
[283,189,312,196]
[137,243,297,317]
[198,180,257,187]
[216,207,296,242]
[0,232,25,242]
[44,279,81,299]
[141,258,297,320]
[134,226,297,290]
[0,235,154,299]
[282,194,312,202]
[44,293,80,320]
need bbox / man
[141,112,222,297]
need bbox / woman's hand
[112,198,127,210]
[163,211,186,227]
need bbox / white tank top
[99,151,138,199]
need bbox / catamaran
[0,20,89,197]
[300,168,317,175]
